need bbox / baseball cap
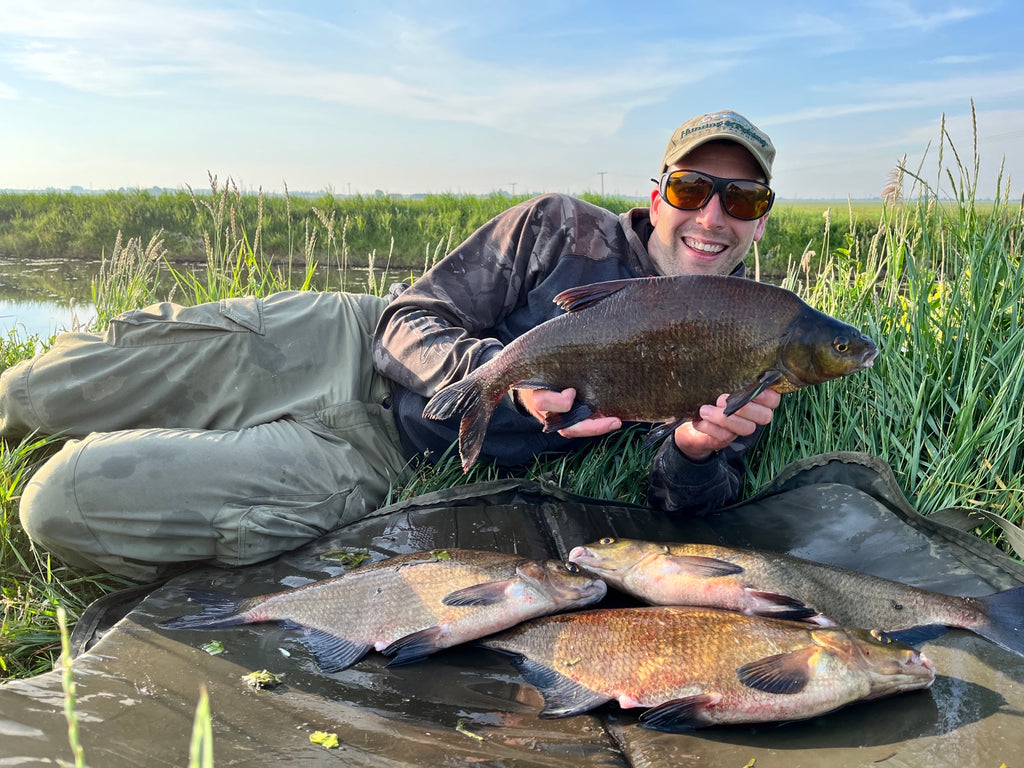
[660,110,775,181]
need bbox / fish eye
[564,562,580,573]
[833,336,850,353]
[599,537,616,545]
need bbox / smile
[684,237,726,254]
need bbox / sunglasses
[653,170,775,221]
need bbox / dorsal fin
[553,279,638,312]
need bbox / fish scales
[494,608,819,703]
[482,605,934,730]
[160,549,606,671]
[568,538,1024,657]
[472,277,807,421]
[239,551,508,638]
[423,275,878,471]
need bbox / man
[374,109,780,512]
[0,110,779,581]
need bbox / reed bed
[1,123,1022,695]
[2,179,886,281]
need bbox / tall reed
[748,110,1023,547]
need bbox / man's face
[648,142,770,276]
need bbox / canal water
[0,256,99,339]
[0,256,386,341]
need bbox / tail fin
[423,377,482,421]
[975,585,1024,657]
[422,374,499,472]
[157,588,248,630]
[456,400,499,471]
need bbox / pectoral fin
[736,646,818,694]
[662,555,744,578]
[442,580,513,606]
[724,370,785,416]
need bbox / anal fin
[512,657,611,718]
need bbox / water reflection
[0,256,100,338]
[0,299,97,339]
[0,256,386,340]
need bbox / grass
[1,116,1022,698]
[1,433,134,678]
[747,113,1024,551]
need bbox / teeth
[685,238,725,254]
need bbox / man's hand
[673,389,780,461]
[514,387,622,438]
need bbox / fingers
[515,387,621,438]
[674,390,781,461]
[557,416,621,439]
[700,390,777,436]
[525,387,577,415]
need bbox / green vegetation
[3,176,885,280]
[0,179,533,270]
[2,121,1023,700]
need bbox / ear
[649,186,663,225]
[752,212,769,242]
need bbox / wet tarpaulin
[2,452,1023,767]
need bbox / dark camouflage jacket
[372,193,765,515]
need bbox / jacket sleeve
[372,195,572,397]
[646,426,765,516]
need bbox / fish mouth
[567,545,612,572]
[861,345,879,368]
[862,650,935,698]
[552,577,608,605]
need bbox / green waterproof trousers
[0,291,410,581]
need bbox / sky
[1,1,1023,201]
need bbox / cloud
[929,54,993,65]
[9,42,194,97]
[0,0,239,39]
[0,1,730,142]
[227,54,713,141]
[863,1,982,32]
[0,1,243,96]
[761,68,1024,127]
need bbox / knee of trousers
[0,356,38,440]
[19,439,116,574]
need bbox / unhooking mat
[2,451,1023,767]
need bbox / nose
[695,190,728,229]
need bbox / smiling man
[374,109,781,513]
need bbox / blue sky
[1,1,1022,200]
